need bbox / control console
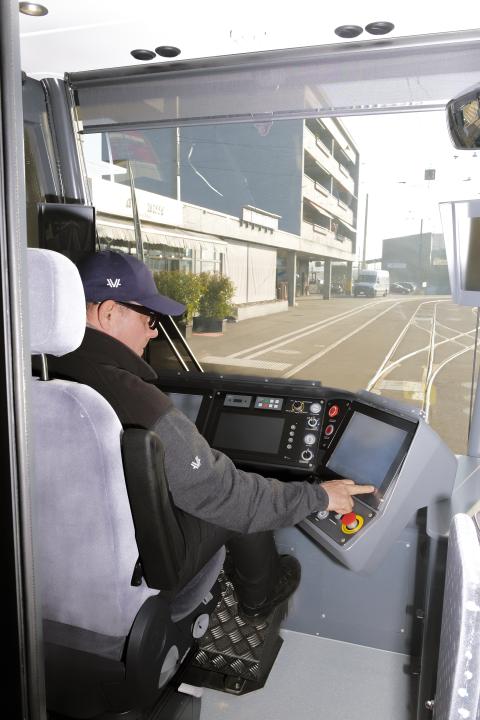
[204,391,351,472]
[161,374,458,573]
[299,391,457,571]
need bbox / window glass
[82,109,480,454]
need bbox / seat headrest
[28,248,86,356]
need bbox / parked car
[310,282,345,295]
[390,282,412,294]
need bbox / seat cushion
[32,377,157,637]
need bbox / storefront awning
[96,220,227,253]
[144,227,227,252]
[97,222,136,244]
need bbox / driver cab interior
[4,8,480,720]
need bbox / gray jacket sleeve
[153,406,328,534]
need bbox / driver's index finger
[351,484,375,494]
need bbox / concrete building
[87,115,359,316]
[382,232,450,293]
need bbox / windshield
[28,109,474,455]
[357,273,377,282]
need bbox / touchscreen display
[213,413,285,454]
[326,411,408,488]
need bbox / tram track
[366,299,478,421]
[200,296,409,373]
[198,298,478,424]
[228,298,399,360]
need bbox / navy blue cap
[78,250,186,317]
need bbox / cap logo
[106,278,122,288]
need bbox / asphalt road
[187,294,479,455]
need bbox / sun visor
[68,30,480,132]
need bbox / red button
[342,512,357,526]
[325,424,334,436]
[328,405,339,418]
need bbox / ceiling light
[19,2,48,16]
[155,46,181,58]
[365,21,395,36]
[130,49,156,61]
[334,25,363,39]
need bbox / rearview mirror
[447,83,480,149]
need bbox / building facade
[382,232,450,293]
[85,115,359,315]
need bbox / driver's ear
[96,300,116,330]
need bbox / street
[187,295,479,454]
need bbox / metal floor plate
[200,629,413,720]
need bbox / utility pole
[114,159,144,261]
[126,160,144,262]
[362,193,369,269]
[176,126,181,201]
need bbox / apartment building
[86,115,359,315]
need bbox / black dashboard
[156,371,455,572]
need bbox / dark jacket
[47,327,328,533]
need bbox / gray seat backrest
[434,512,480,720]
[29,248,157,638]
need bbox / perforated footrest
[181,571,285,695]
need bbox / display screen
[326,411,409,489]
[213,413,285,454]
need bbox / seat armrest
[121,429,187,591]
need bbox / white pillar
[287,251,297,306]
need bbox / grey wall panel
[275,522,425,654]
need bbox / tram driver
[46,250,374,620]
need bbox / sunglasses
[115,301,159,330]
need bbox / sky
[343,112,480,260]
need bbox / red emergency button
[342,512,357,527]
[341,512,364,534]
[328,405,339,418]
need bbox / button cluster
[298,400,325,466]
[321,400,349,448]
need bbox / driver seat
[28,247,224,719]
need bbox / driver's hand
[320,479,375,515]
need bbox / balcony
[300,220,354,260]
[304,128,356,195]
[302,175,355,227]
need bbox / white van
[353,270,390,297]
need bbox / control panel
[297,391,457,571]
[309,502,375,547]
[162,375,458,573]
[204,391,350,471]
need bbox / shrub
[153,271,204,323]
[153,271,236,322]
[198,274,235,319]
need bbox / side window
[23,78,63,247]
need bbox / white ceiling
[19,0,480,79]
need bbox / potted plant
[192,274,235,334]
[153,270,204,334]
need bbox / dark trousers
[176,510,280,606]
